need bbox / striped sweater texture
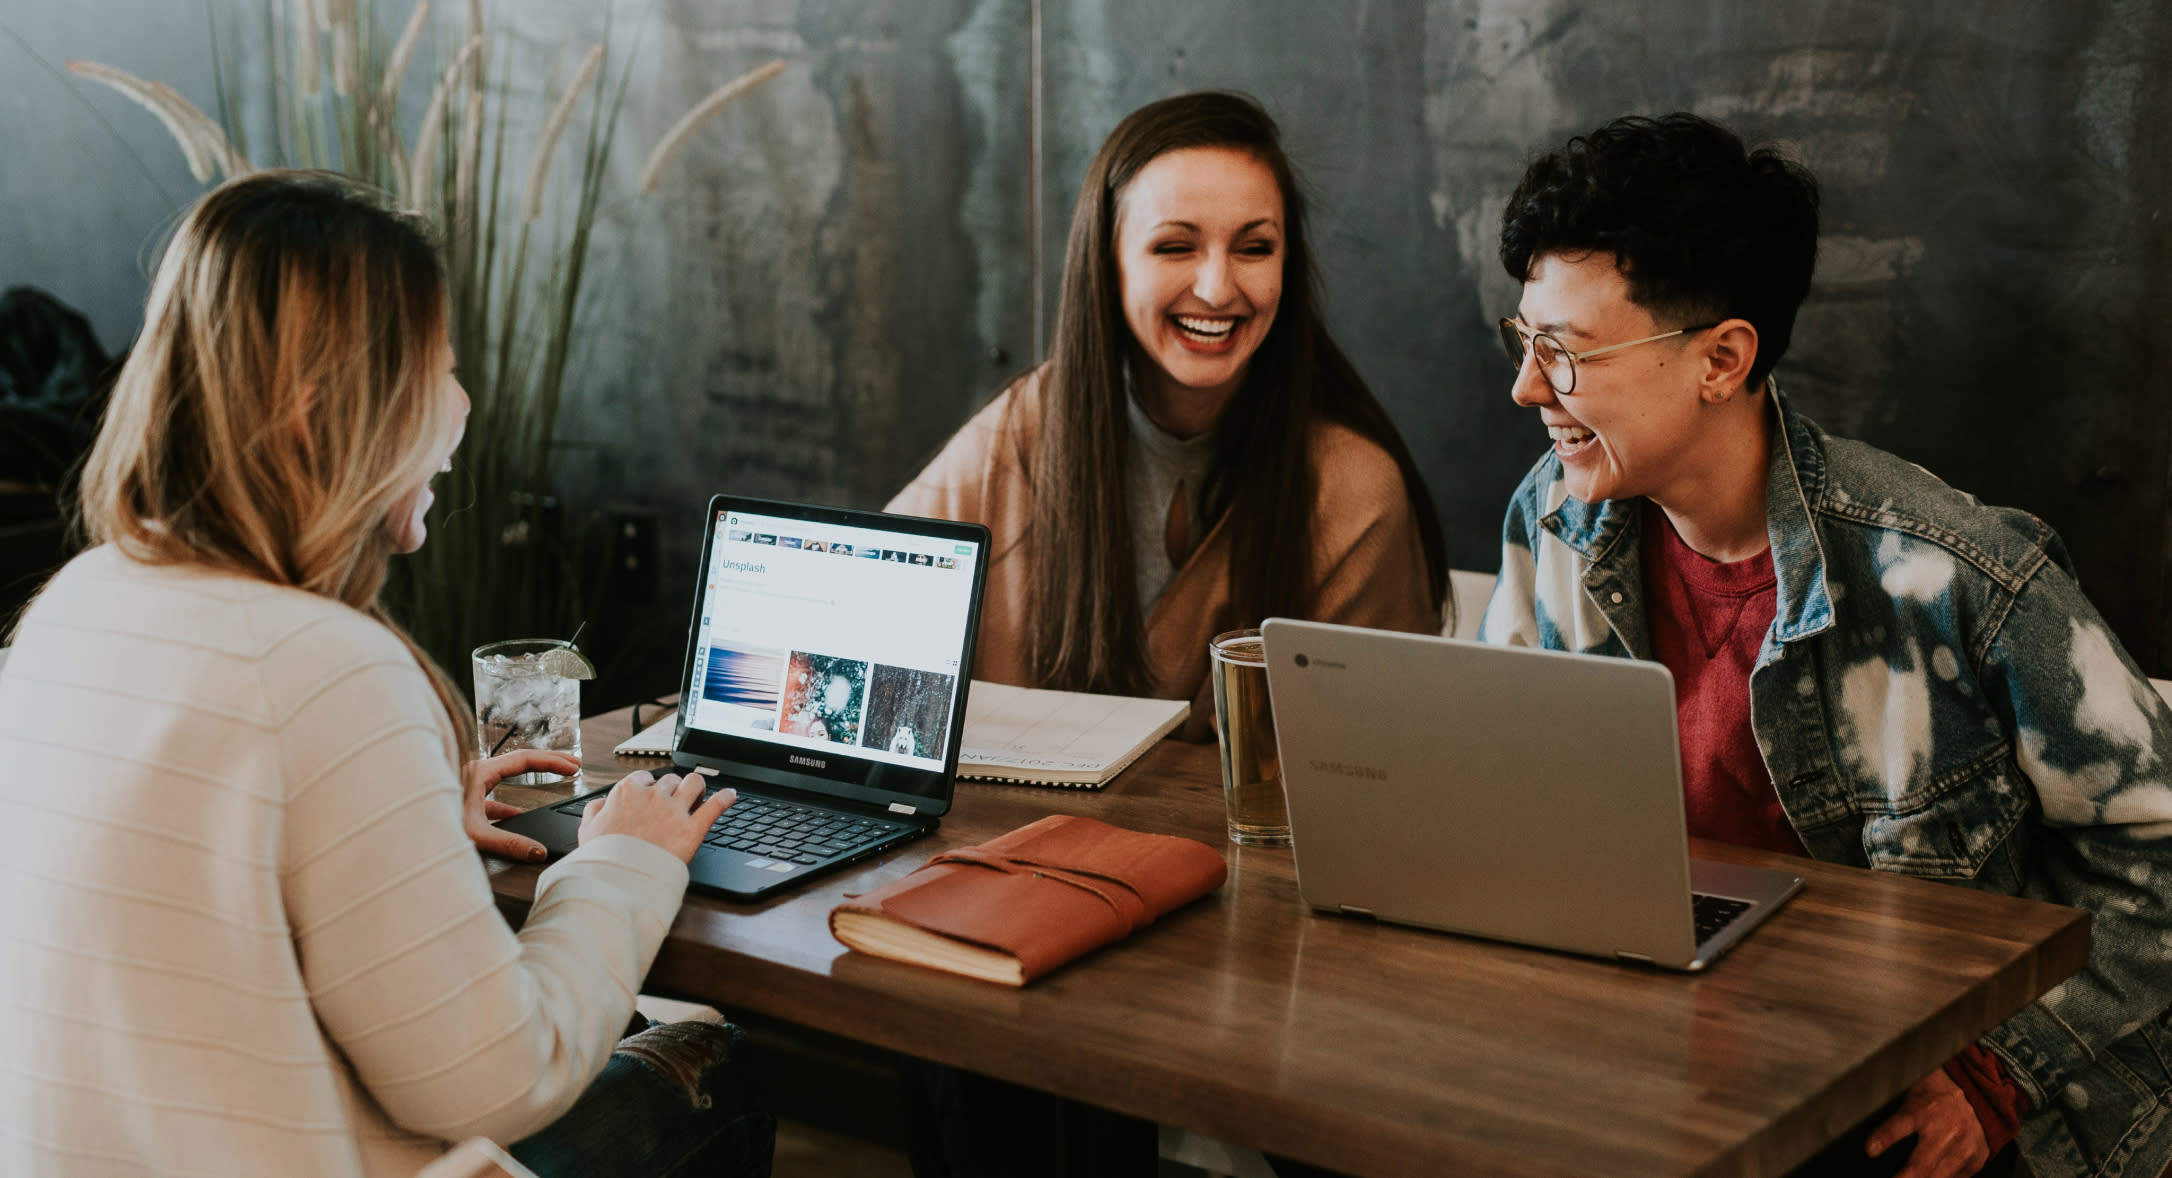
[0,546,689,1177]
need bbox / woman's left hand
[463,750,581,862]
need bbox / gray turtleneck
[1124,392,1218,612]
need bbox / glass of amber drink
[1210,628,1289,846]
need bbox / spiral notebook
[617,681,1187,790]
[955,682,1188,788]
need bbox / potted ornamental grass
[66,0,783,681]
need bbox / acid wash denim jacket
[1478,389,2172,1178]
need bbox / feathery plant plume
[454,87,482,255]
[325,0,358,98]
[373,0,431,196]
[67,61,214,180]
[68,0,787,687]
[465,0,486,95]
[405,36,477,209]
[293,0,320,96]
[65,61,246,183]
[181,95,253,180]
[637,58,785,195]
[522,44,603,222]
[380,1,428,119]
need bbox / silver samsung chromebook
[1260,619,1802,971]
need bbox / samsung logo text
[789,754,826,769]
[1310,759,1387,781]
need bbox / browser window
[684,508,981,770]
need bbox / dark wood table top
[486,704,2090,1178]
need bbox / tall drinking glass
[1210,628,1289,846]
[471,639,582,785]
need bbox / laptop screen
[674,499,986,808]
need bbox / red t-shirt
[1638,501,1802,857]
[1638,502,2025,1159]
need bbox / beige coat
[0,547,689,1177]
[888,374,1442,741]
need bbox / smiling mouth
[1173,314,1238,343]
[1548,424,1595,456]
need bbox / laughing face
[1510,251,1715,506]
[385,332,470,554]
[1114,146,1285,430]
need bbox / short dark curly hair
[1499,113,1820,390]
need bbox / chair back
[1445,569,1496,640]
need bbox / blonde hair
[78,170,475,762]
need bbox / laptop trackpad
[497,802,585,855]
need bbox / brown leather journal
[828,815,1228,985]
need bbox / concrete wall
[7,0,2172,671]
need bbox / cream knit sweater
[0,546,690,1177]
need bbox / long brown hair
[1025,91,1447,694]
[75,170,476,762]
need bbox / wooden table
[487,704,2089,1178]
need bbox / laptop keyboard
[1692,893,1753,944]
[548,790,912,867]
[697,791,911,865]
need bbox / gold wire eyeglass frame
[1497,317,1721,395]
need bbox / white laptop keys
[1260,619,1802,971]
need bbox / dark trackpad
[495,800,585,855]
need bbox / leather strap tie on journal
[927,846,1152,931]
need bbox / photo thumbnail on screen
[864,666,958,759]
[701,646,787,731]
[781,652,869,745]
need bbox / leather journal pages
[828,815,1227,985]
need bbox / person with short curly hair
[1482,113,2172,1178]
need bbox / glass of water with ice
[471,639,586,784]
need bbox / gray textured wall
[7,1,2172,674]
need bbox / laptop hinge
[1338,905,1375,918]
[887,802,917,815]
[1615,950,1655,964]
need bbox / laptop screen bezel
[664,494,988,818]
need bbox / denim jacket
[1479,390,2172,1178]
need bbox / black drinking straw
[486,625,585,758]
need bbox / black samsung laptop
[499,495,990,899]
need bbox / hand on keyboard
[578,769,738,862]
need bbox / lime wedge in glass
[536,645,597,680]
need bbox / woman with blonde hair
[0,172,770,1177]
[890,91,1448,740]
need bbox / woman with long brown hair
[0,172,768,1177]
[892,92,1441,1178]
[890,90,1447,736]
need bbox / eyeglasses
[1497,318,1721,395]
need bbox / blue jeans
[511,1020,774,1178]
